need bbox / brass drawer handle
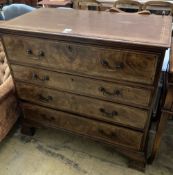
[98,129,117,139]
[38,94,53,103]
[32,73,49,81]
[26,49,45,58]
[100,59,124,70]
[99,108,118,118]
[38,51,45,57]
[26,49,33,55]
[99,87,122,97]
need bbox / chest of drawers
[0,8,172,171]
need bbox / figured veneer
[0,8,172,171]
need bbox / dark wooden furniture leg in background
[1,8,171,172]
[148,112,169,163]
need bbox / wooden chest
[0,8,172,171]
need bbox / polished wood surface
[0,8,172,48]
[11,64,152,108]
[16,82,148,130]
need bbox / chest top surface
[0,8,172,48]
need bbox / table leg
[148,112,169,163]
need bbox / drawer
[22,103,143,150]
[11,65,152,107]
[4,35,158,85]
[16,82,148,130]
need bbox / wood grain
[0,8,172,48]
[4,35,158,85]
[16,82,149,130]
[22,102,143,150]
[0,8,171,170]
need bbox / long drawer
[4,35,158,85]
[11,64,152,107]
[16,82,148,130]
[22,103,143,150]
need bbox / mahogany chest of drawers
[0,8,172,171]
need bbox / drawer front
[168,72,173,84]
[4,35,158,85]
[12,65,152,107]
[22,103,143,150]
[16,82,148,130]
